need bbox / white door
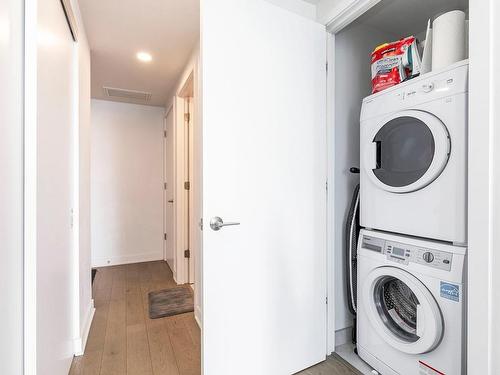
[36,0,75,373]
[202,1,327,374]
[165,108,176,272]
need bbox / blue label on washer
[440,282,460,302]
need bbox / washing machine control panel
[361,235,453,271]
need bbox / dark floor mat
[148,286,194,319]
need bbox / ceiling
[79,0,199,107]
[356,0,468,37]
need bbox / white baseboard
[335,326,353,347]
[74,299,95,356]
[194,305,202,329]
[92,252,163,268]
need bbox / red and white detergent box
[371,36,422,94]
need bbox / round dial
[423,252,434,263]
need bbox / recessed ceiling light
[137,51,152,62]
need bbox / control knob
[423,252,434,263]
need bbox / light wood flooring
[70,261,360,375]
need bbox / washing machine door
[362,266,443,355]
[364,110,450,193]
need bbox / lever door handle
[168,200,174,203]
[210,216,240,231]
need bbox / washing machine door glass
[367,110,450,193]
[363,267,443,354]
[375,276,420,342]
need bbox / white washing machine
[360,60,468,244]
[357,229,466,375]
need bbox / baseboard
[92,252,163,268]
[74,299,96,356]
[194,305,202,329]
[335,326,353,347]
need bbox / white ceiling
[79,0,199,107]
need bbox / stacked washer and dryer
[356,60,468,375]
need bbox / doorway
[164,71,199,288]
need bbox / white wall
[333,22,395,335]
[468,0,500,373]
[34,0,77,372]
[265,0,317,20]
[0,0,24,373]
[70,0,94,355]
[91,100,165,267]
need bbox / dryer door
[364,110,450,193]
[362,266,443,354]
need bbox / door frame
[172,70,196,285]
[324,1,500,373]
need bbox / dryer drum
[374,276,420,343]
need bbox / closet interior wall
[332,0,469,347]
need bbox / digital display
[393,247,405,257]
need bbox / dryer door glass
[374,276,420,342]
[373,116,435,187]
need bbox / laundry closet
[200,0,482,374]
[330,0,469,374]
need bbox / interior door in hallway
[35,0,76,373]
[164,107,176,274]
[202,0,327,374]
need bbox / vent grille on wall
[103,86,152,102]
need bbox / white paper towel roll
[432,10,466,70]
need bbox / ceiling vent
[103,86,152,102]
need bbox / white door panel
[202,0,327,374]
[165,108,175,272]
[37,1,75,373]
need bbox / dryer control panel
[361,235,453,271]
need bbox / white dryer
[360,60,468,243]
[357,229,466,375]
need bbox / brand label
[440,281,460,302]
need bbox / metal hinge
[184,113,190,123]
[326,296,328,304]
[164,182,167,190]
[184,181,190,190]
[184,249,191,258]
[163,130,167,138]
[164,233,167,241]
[326,61,328,73]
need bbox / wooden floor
[70,261,360,375]
[70,261,200,375]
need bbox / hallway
[70,261,200,375]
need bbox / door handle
[168,200,174,203]
[375,141,382,170]
[210,216,240,231]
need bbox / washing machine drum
[364,110,451,194]
[363,267,443,354]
